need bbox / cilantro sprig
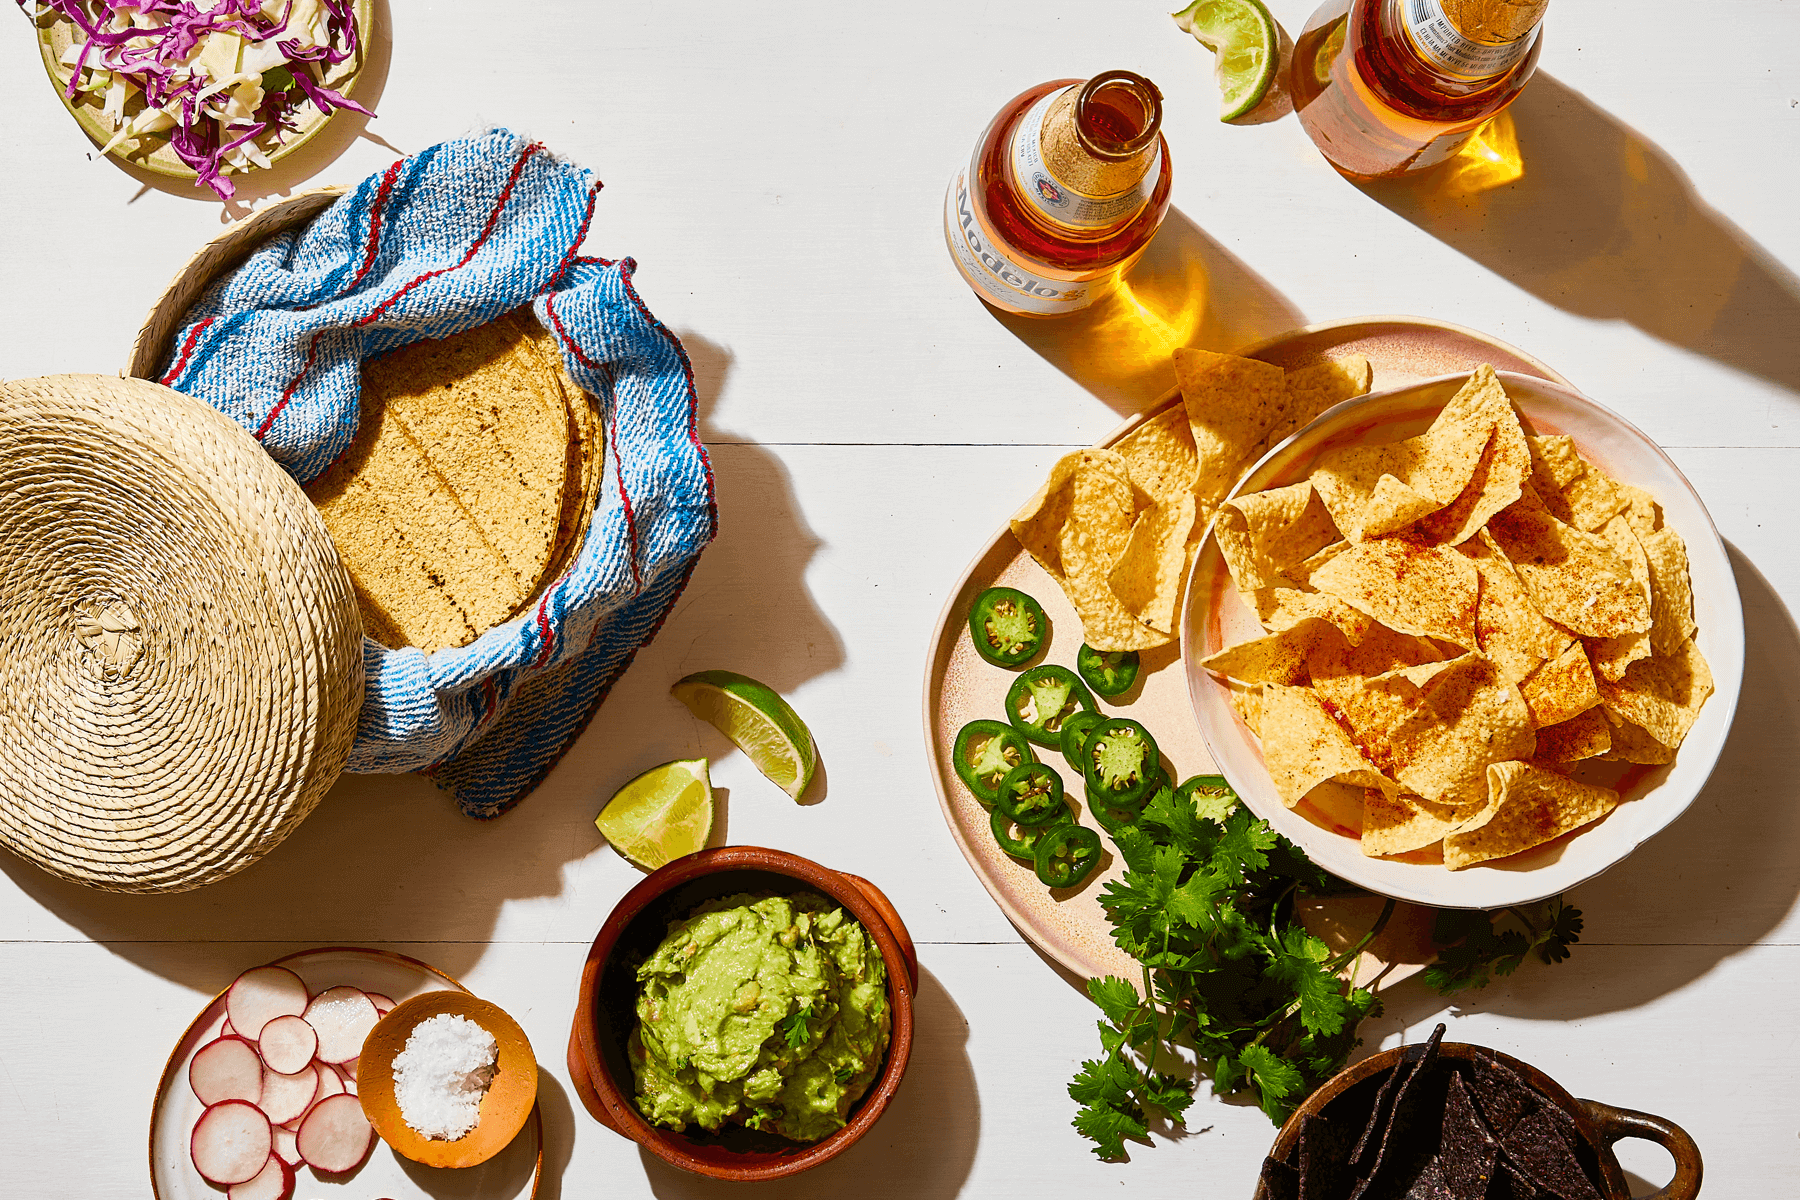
[1068,779,1584,1161]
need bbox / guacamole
[629,892,890,1143]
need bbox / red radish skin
[257,1063,317,1127]
[302,985,379,1064]
[226,1154,294,1200]
[190,1036,264,1107]
[191,1099,272,1186]
[257,1014,318,1075]
[225,966,310,1042]
[339,1056,359,1082]
[295,1093,374,1174]
[367,993,396,1016]
[271,1124,300,1166]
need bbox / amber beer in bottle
[1293,0,1548,180]
[944,70,1171,318]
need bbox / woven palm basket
[0,375,363,894]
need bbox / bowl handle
[1578,1099,1703,1200]
[839,872,919,989]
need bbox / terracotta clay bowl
[1253,1040,1701,1200]
[359,991,538,1169]
[569,845,918,1182]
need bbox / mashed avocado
[629,892,890,1143]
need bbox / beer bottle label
[1400,0,1540,81]
[1009,87,1161,232]
[942,172,1094,315]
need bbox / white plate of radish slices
[150,948,543,1200]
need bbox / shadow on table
[1357,74,1800,398]
[637,965,978,1200]
[989,206,1306,417]
[109,0,401,219]
[0,329,847,991]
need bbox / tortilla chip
[1114,407,1199,504]
[1283,353,1374,428]
[1461,531,1573,684]
[1620,482,1661,535]
[1598,709,1676,765]
[1309,535,1480,648]
[1597,636,1714,750]
[1308,623,1449,701]
[1520,641,1600,728]
[1309,365,1509,541]
[1317,654,1535,808]
[1109,492,1197,634]
[1361,789,1461,857]
[1175,347,1288,510]
[1483,485,1651,639]
[1527,434,1585,491]
[1640,526,1698,656]
[1256,588,1375,643]
[1202,619,1346,685]
[1560,469,1630,532]
[1444,760,1618,870]
[1417,382,1531,545]
[1227,680,1264,736]
[1535,708,1612,762]
[1292,539,1349,586]
[1215,481,1341,593]
[1584,514,1654,681]
[1259,684,1392,807]
[1011,449,1173,651]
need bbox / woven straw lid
[0,375,363,894]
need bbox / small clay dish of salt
[358,991,538,1168]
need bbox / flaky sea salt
[392,1012,499,1140]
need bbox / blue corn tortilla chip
[1499,1107,1604,1200]
[1299,1114,1358,1200]
[1349,1024,1446,1200]
[1261,1155,1301,1200]
[1439,1070,1501,1200]
[1401,1158,1456,1199]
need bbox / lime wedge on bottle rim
[595,758,714,870]
[1172,0,1279,121]
[671,670,818,801]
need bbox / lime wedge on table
[596,758,714,870]
[671,670,818,801]
[1173,0,1279,121]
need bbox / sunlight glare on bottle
[1437,111,1525,194]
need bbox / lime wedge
[596,758,714,870]
[671,670,818,801]
[1172,0,1279,121]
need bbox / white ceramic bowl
[1181,372,1744,909]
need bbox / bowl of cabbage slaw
[25,0,374,198]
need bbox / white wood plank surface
[3,2,1799,1197]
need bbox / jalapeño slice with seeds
[1082,717,1161,812]
[1177,773,1239,818]
[1076,643,1140,697]
[994,761,1067,826]
[1033,823,1102,888]
[952,719,1035,808]
[1059,709,1106,771]
[967,586,1048,668]
[991,805,1074,860]
[1089,766,1170,835]
[1004,665,1096,748]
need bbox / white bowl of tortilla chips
[1183,367,1743,909]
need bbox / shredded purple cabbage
[20,0,370,199]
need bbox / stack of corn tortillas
[1010,348,1374,652]
[304,308,601,651]
[1197,364,1711,870]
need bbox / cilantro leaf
[1072,1099,1148,1161]
[1239,1044,1305,1122]
[1087,976,1143,1026]
[1265,926,1351,1037]
[1211,808,1278,883]
[779,1004,813,1048]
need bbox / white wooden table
[3,2,1798,1195]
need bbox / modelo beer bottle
[1293,0,1549,180]
[944,70,1172,318]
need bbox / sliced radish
[367,992,396,1016]
[257,1063,317,1127]
[295,1093,374,1174]
[226,1154,294,1200]
[313,1067,346,1102]
[271,1124,300,1167]
[190,1036,263,1107]
[191,1099,272,1186]
[302,986,379,1064]
[218,1017,236,1038]
[336,1067,357,1096]
[257,1014,317,1075]
[226,966,310,1042]
[338,1056,359,1083]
